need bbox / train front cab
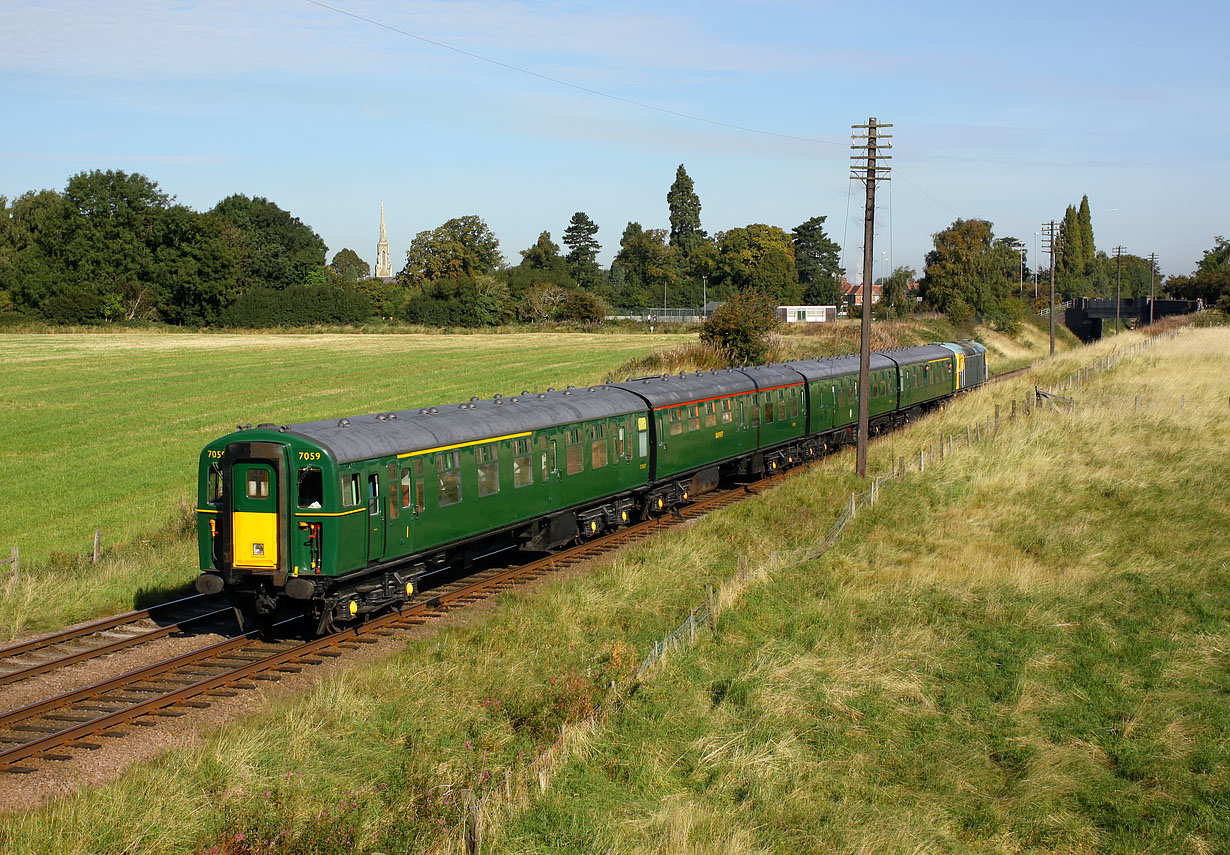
[196,434,307,618]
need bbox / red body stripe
[652,382,804,412]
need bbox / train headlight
[405,582,414,597]
[348,600,358,617]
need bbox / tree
[1059,204,1084,276]
[712,225,800,304]
[519,231,567,273]
[1165,236,1230,307]
[699,289,780,365]
[667,164,705,260]
[400,215,503,286]
[562,212,601,287]
[877,266,916,319]
[211,194,328,290]
[1078,195,1095,267]
[557,289,605,325]
[918,218,1021,330]
[611,222,678,309]
[792,216,841,305]
[329,248,370,281]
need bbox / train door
[232,461,279,570]
[366,471,385,560]
[955,353,966,390]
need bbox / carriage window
[720,399,732,423]
[208,464,223,503]
[387,464,399,520]
[367,473,380,516]
[513,437,532,487]
[776,390,786,420]
[789,392,799,417]
[705,401,717,427]
[749,399,760,427]
[437,451,462,506]
[341,473,359,507]
[477,444,499,497]
[687,405,700,432]
[247,469,269,499]
[567,443,584,475]
[400,468,414,509]
[763,399,775,424]
[297,467,323,508]
[668,409,683,436]
[591,437,608,469]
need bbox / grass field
[0,332,686,637]
[0,324,1223,853]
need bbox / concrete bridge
[1064,297,1203,342]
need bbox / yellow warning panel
[232,511,278,569]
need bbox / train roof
[609,369,757,408]
[785,352,896,380]
[274,385,647,464]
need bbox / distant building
[777,305,836,323]
[841,279,882,307]
[374,202,392,279]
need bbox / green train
[196,341,987,633]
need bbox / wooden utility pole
[1113,245,1126,333]
[850,118,891,478]
[1041,221,1060,355]
[1148,252,1158,325]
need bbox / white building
[776,305,837,323]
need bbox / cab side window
[297,467,323,508]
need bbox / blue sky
[2,0,1226,282]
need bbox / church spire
[375,202,391,278]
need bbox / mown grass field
[0,324,1223,853]
[0,332,685,637]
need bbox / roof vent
[420,408,428,415]
[537,393,546,399]
[521,390,530,396]
[493,393,502,399]
[459,403,467,409]
[511,397,520,403]
[496,399,504,405]
[278,425,289,432]
[470,396,479,402]
[588,387,596,392]
[429,407,438,414]
[376,413,386,420]
[387,413,396,420]
[566,385,575,390]
[547,387,555,392]
[337,418,350,428]
[563,390,572,396]
[257,422,275,429]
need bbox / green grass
[0,331,686,638]
[0,325,1223,854]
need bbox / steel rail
[0,593,213,661]
[0,607,233,689]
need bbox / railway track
[0,594,232,690]
[0,478,761,775]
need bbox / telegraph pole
[1113,245,1126,333]
[1148,252,1158,325]
[1041,221,1061,355]
[850,118,891,479]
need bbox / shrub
[220,284,371,328]
[42,289,104,324]
[557,290,606,325]
[699,289,780,365]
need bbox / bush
[699,289,780,365]
[399,275,509,327]
[42,289,104,324]
[557,290,606,325]
[220,284,372,328]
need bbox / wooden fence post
[994,404,1000,433]
[93,529,101,564]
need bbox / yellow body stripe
[294,508,365,518]
[195,508,218,514]
[396,430,532,459]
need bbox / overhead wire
[301,0,846,148]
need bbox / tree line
[2,168,1221,328]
